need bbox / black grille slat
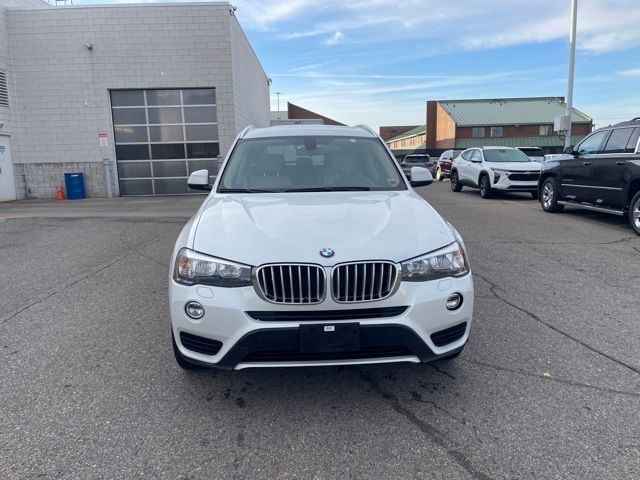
[332,261,398,303]
[247,306,409,322]
[180,332,223,356]
[256,264,325,304]
[430,322,467,347]
[509,173,540,181]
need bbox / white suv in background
[450,146,543,199]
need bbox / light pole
[564,0,578,149]
[275,92,281,112]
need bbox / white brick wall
[3,2,269,198]
[229,14,270,131]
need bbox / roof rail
[353,125,377,137]
[239,125,257,138]
[631,117,640,121]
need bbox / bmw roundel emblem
[320,247,335,258]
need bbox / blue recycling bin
[64,172,86,200]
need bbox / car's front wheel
[436,167,444,181]
[450,171,462,192]
[540,177,564,212]
[479,175,492,199]
[629,190,640,235]
[172,330,203,370]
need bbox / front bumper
[169,272,474,370]
[492,173,539,191]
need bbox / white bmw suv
[450,146,543,199]
[169,125,473,370]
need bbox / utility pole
[564,0,578,149]
[275,92,281,112]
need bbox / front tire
[450,171,462,192]
[479,175,492,199]
[629,191,640,235]
[540,177,564,213]
[172,330,203,370]
[436,168,444,181]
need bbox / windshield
[405,155,429,163]
[518,148,543,156]
[483,149,531,163]
[218,136,406,192]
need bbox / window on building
[472,127,485,138]
[0,71,8,108]
[110,88,218,195]
[490,126,504,138]
[539,125,552,136]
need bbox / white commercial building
[0,0,270,199]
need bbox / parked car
[401,154,434,179]
[539,118,640,235]
[450,146,543,199]
[436,149,463,181]
[517,147,545,163]
[169,124,473,370]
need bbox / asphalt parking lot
[1,182,639,480]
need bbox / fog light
[185,301,205,319]
[446,293,463,311]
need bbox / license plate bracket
[300,323,360,353]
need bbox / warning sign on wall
[99,133,108,147]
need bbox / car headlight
[401,242,469,282]
[173,248,252,287]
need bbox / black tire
[531,190,539,200]
[172,330,203,370]
[450,170,462,192]
[479,174,492,199]
[629,190,640,235]
[540,177,564,213]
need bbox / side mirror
[563,146,578,156]
[187,169,212,191]
[409,166,433,187]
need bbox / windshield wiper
[284,186,372,192]
[218,188,280,193]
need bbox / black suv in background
[538,118,640,235]
[400,154,435,179]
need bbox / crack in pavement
[0,233,174,327]
[356,368,493,480]
[472,271,640,376]
[460,358,640,398]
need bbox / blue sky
[79,0,640,129]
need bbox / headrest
[260,154,285,174]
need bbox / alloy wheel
[633,198,640,230]
[542,182,554,209]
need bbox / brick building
[271,102,344,126]
[379,125,419,141]
[385,126,426,155]
[425,97,592,153]
[0,0,269,200]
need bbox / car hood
[192,191,454,266]
[488,161,542,171]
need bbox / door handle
[616,161,627,166]
[581,162,591,166]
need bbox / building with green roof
[426,97,592,154]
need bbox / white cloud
[233,0,640,53]
[323,31,344,46]
[617,68,640,77]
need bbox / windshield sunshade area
[483,149,531,163]
[218,136,406,192]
